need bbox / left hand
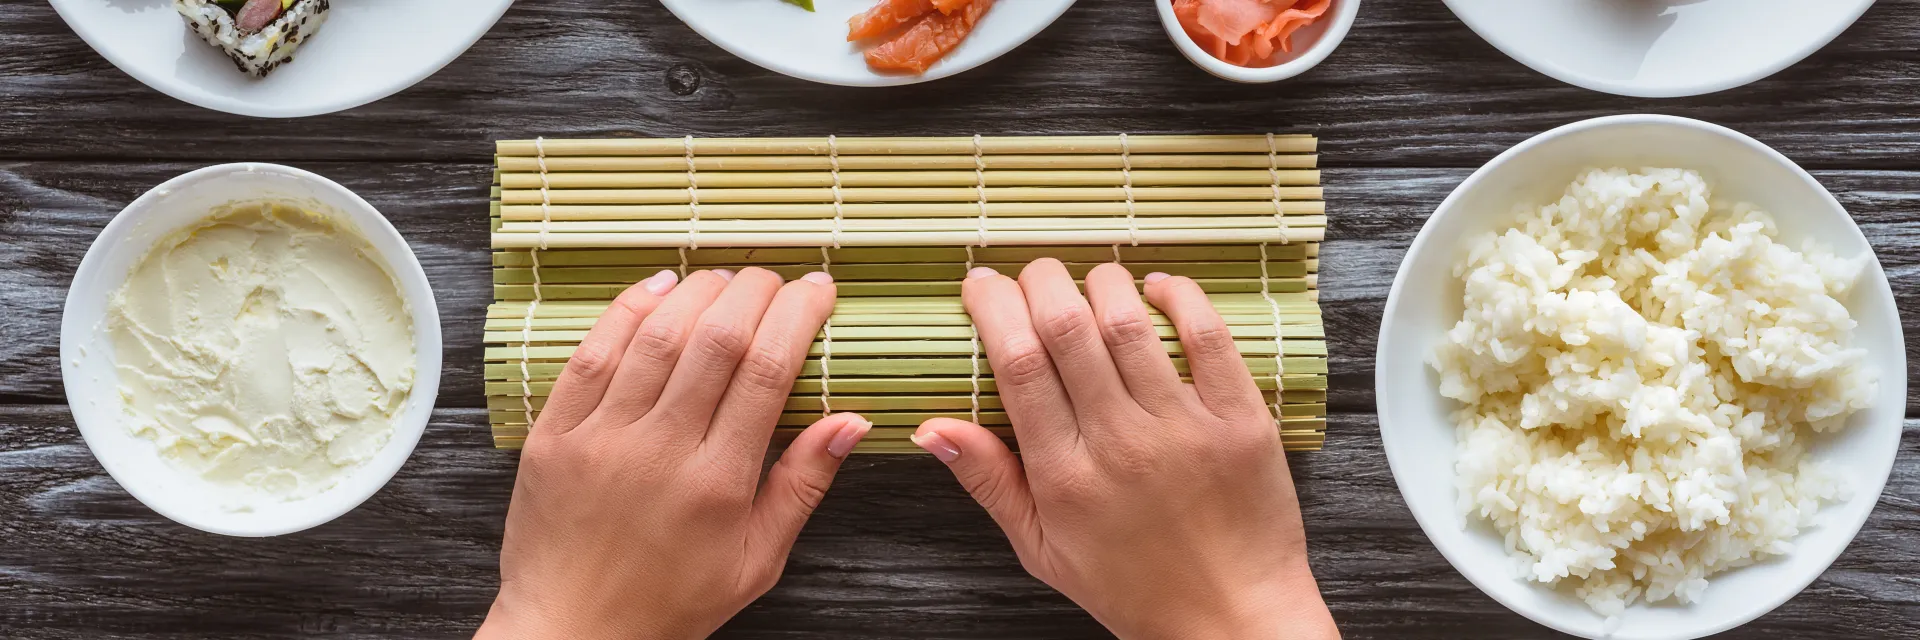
[476,267,870,640]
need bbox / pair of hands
[474,260,1338,640]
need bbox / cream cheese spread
[108,202,415,500]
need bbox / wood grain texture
[1,407,1914,639]
[2,1,1919,168]
[0,0,1916,638]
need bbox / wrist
[476,587,682,640]
[1119,564,1339,640]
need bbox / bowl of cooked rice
[1377,114,1904,640]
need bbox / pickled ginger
[1174,0,1331,68]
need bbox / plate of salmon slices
[660,0,1078,86]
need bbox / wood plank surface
[1,407,1915,639]
[0,0,1915,638]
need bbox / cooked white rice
[1429,167,1876,615]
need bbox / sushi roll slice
[175,0,331,78]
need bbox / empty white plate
[660,0,1077,86]
[1443,0,1876,97]
[51,0,515,118]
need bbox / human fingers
[1017,259,1134,425]
[962,267,1080,457]
[534,270,677,438]
[1143,274,1265,419]
[912,418,1046,575]
[704,272,837,468]
[646,267,785,441]
[741,412,871,594]
[585,270,731,426]
[1082,263,1187,417]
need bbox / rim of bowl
[1375,113,1905,639]
[47,0,516,118]
[1437,0,1876,98]
[60,163,442,536]
[1155,0,1360,83]
[656,0,1079,87]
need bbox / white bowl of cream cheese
[61,163,441,537]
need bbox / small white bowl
[659,0,1077,87]
[1442,0,1876,98]
[60,163,442,537]
[48,0,514,118]
[1156,0,1360,83]
[1377,115,1905,639]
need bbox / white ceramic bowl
[660,0,1076,87]
[1155,0,1359,83]
[1442,0,1875,98]
[61,164,442,537]
[1377,115,1905,639]
[49,0,515,118]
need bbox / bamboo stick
[493,277,1315,300]
[493,227,1324,249]
[483,378,1330,400]
[485,293,1324,315]
[499,169,1320,190]
[497,185,1324,205]
[482,313,1323,330]
[490,261,1310,284]
[496,134,1317,157]
[490,244,1320,266]
[495,200,1325,221]
[495,215,1326,235]
[496,153,1319,173]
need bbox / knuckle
[958,465,1010,511]
[692,321,753,363]
[1035,304,1096,350]
[996,338,1057,388]
[1183,320,1238,358]
[735,344,796,396]
[562,342,617,381]
[630,319,686,366]
[1100,307,1157,350]
[609,292,650,318]
[781,461,833,512]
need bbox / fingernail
[802,271,834,285]
[1143,272,1169,284]
[713,269,735,281]
[827,417,872,459]
[967,266,998,280]
[910,431,961,462]
[643,269,678,295]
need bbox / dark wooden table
[2,1,1915,638]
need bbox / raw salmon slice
[848,0,938,42]
[931,0,972,13]
[864,0,993,74]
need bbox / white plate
[1442,0,1875,97]
[1155,0,1361,84]
[660,0,1076,86]
[61,164,443,536]
[1377,115,1905,639]
[50,0,515,118]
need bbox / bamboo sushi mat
[486,134,1328,453]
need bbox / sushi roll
[175,0,331,78]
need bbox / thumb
[744,413,870,586]
[913,419,1043,557]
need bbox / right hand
[912,259,1339,640]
